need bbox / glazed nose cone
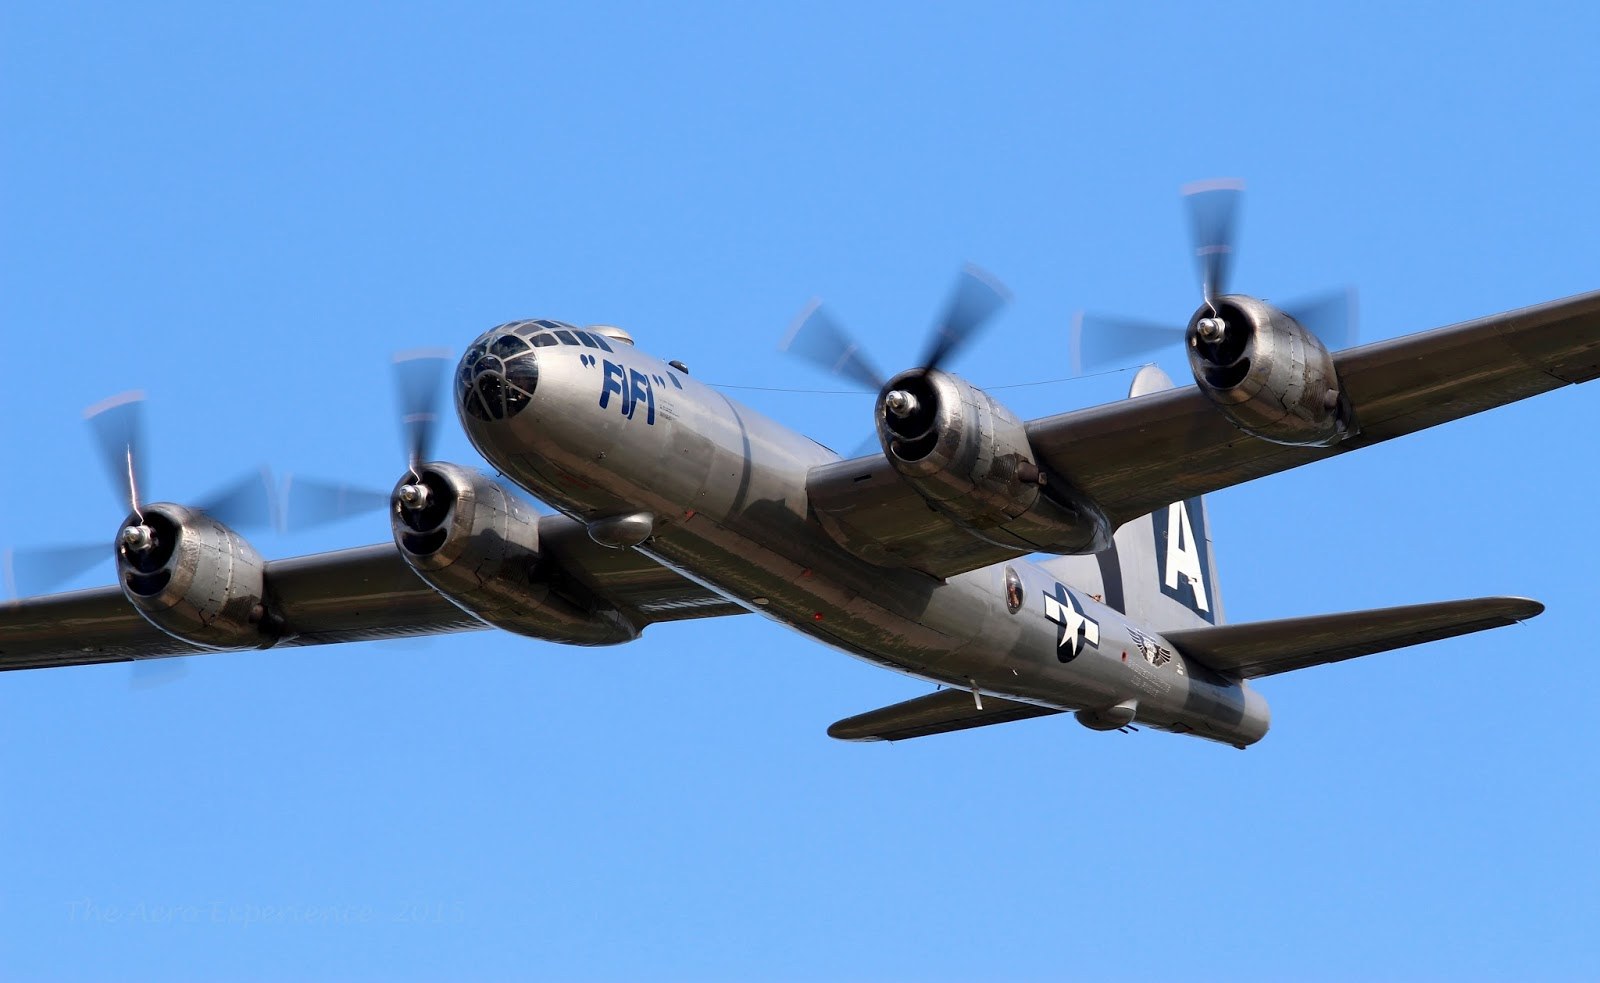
[458,327,540,424]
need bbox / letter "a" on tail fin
[1032,366,1224,630]
[1112,365,1225,630]
[1148,497,1217,624]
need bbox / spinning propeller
[4,392,278,689]
[780,263,1013,391]
[4,392,277,598]
[1069,179,1358,374]
[280,349,453,530]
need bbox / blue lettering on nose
[628,369,656,425]
[599,360,627,412]
[598,359,658,426]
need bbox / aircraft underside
[2,184,1593,747]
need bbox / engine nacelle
[1186,294,1355,447]
[390,462,637,646]
[117,504,277,650]
[875,370,1110,554]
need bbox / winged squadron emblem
[1128,625,1174,668]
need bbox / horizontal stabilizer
[828,688,1060,742]
[1163,596,1542,679]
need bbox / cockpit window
[490,334,528,358]
[575,330,614,352]
[460,332,539,423]
[494,320,618,352]
[504,354,539,393]
[459,318,618,423]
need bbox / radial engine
[1185,295,1355,447]
[389,462,637,646]
[114,504,278,650]
[874,369,1110,555]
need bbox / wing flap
[1163,596,1543,679]
[828,688,1061,742]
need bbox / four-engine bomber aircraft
[4,184,1599,747]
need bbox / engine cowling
[390,462,637,646]
[875,369,1110,554]
[1186,294,1355,447]
[117,504,278,650]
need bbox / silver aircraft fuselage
[458,323,1269,747]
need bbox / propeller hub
[120,524,156,554]
[397,483,433,511]
[1196,316,1227,343]
[884,390,920,419]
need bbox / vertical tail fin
[1039,365,1225,630]
[1114,365,1224,629]
[1118,489,1224,630]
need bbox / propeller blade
[130,656,190,691]
[281,474,391,531]
[846,431,882,459]
[779,299,887,391]
[195,466,280,531]
[1182,178,1245,303]
[395,348,452,473]
[84,390,147,516]
[919,263,1012,372]
[1283,286,1359,352]
[4,542,109,598]
[1069,312,1187,374]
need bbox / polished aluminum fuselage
[461,330,1268,746]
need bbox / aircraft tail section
[1039,365,1224,632]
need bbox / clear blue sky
[3,3,1597,981]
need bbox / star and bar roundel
[1042,583,1099,662]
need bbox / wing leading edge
[805,290,1600,581]
[0,515,746,672]
[0,544,485,671]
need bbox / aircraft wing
[1161,596,1542,679]
[1030,289,1600,528]
[810,290,1600,578]
[827,687,1061,742]
[0,515,746,672]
